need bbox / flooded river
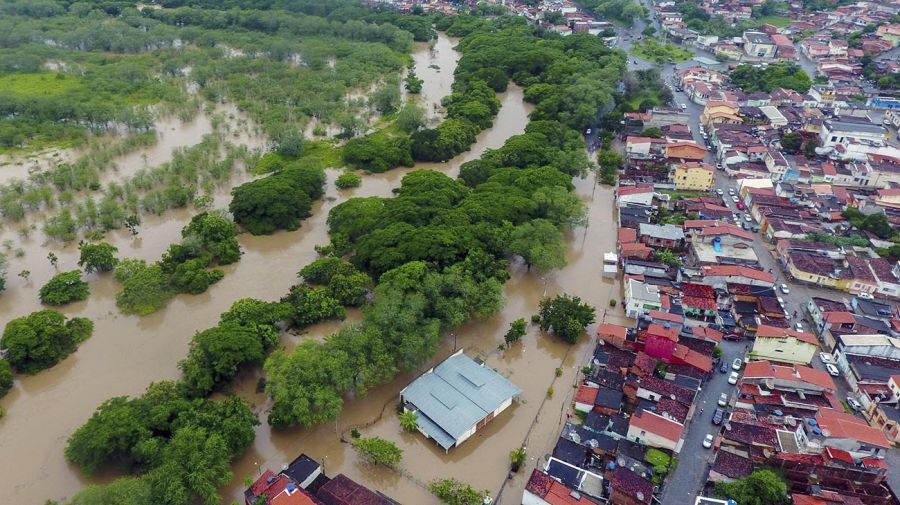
[0,31,622,505]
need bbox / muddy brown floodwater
[0,31,623,505]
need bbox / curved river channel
[0,32,627,505]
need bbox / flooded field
[0,31,623,505]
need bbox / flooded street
[0,30,622,505]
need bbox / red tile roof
[673,344,713,372]
[692,326,723,342]
[756,324,818,346]
[618,227,638,244]
[316,474,392,505]
[823,311,856,324]
[575,385,599,406]
[682,296,717,311]
[598,323,627,339]
[743,360,836,391]
[696,225,755,241]
[816,408,892,449]
[525,470,592,505]
[648,310,684,324]
[618,185,655,196]
[271,488,318,505]
[702,264,775,283]
[630,409,684,443]
[712,450,753,479]
[647,324,679,342]
[683,219,720,229]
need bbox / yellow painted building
[700,101,741,128]
[672,162,715,191]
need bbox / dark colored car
[719,361,728,373]
[713,408,725,425]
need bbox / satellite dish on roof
[636,492,645,501]
[670,394,676,400]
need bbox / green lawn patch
[631,38,693,64]
[755,15,791,27]
[0,72,82,97]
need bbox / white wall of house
[522,489,550,505]
[627,423,680,452]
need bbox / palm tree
[399,410,418,432]
[510,447,527,472]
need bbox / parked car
[858,292,874,300]
[780,283,790,294]
[777,297,785,306]
[736,202,745,210]
[716,189,724,195]
[723,333,741,341]
[751,225,759,232]
[819,352,834,365]
[743,214,752,222]
[826,364,840,376]
[728,188,735,195]
[847,397,862,411]
[719,361,728,373]
[713,407,725,424]
[728,371,739,385]
[795,322,804,332]
[718,393,728,407]
[703,433,714,448]
[731,196,739,203]
[732,358,742,370]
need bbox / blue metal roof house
[399,350,521,452]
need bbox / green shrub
[335,172,362,189]
[39,271,89,305]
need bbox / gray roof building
[400,351,521,451]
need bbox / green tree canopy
[715,468,789,505]
[352,436,402,467]
[1,310,93,373]
[78,242,119,274]
[538,294,596,344]
[39,270,90,305]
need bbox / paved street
[658,339,746,503]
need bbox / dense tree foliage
[843,208,894,239]
[343,135,414,173]
[115,212,241,314]
[578,0,645,26]
[0,359,13,398]
[65,381,257,505]
[538,294,596,344]
[39,270,90,305]
[78,242,119,274]
[429,478,490,505]
[352,436,403,467]
[715,468,789,505]
[230,165,325,234]
[1,309,93,373]
[730,63,812,93]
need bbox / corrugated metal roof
[401,353,521,447]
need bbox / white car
[728,188,735,195]
[718,393,728,407]
[826,364,840,376]
[731,196,739,203]
[744,215,752,222]
[780,283,790,294]
[819,352,834,365]
[703,433,714,448]
[777,297,785,306]
[857,292,874,300]
[716,189,724,195]
[732,358,743,370]
[728,371,739,385]
[847,397,862,411]
[795,322,804,332]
